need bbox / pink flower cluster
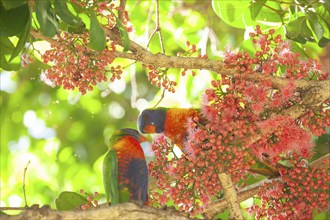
[256,156,329,219]
[41,1,134,94]
[252,115,314,165]
[42,32,116,94]
[142,64,177,93]
[148,26,329,218]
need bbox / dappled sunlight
[0,71,17,93]
[23,110,56,139]
[108,101,125,119]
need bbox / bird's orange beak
[139,134,148,143]
[143,124,157,134]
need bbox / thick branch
[203,153,330,218]
[30,29,330,104]
[310,153,330,169]
[1,203,189,220]
[218,173,243,219]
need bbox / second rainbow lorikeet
[103,128,148,206]
[137,107,199,150]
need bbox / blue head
[137,108,167,134]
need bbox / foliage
[55,191,88,211]
[212,0,330,47]
[0,0,329,219]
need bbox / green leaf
[249,0,266,20]
[71,1,85,14]
[240,38,255,56]
[289,5,296,14]
[212,0,254,29]
[118,23,130,51]
[286,16,305,39]
[67,23,86,34]
[318,15,330,39]
[9,15,31,61]
[316,5,330,40]
[89,12,106,51]
[0,3,29,37]
[253,1,283,23]
[35,0,59,37]
[54,0,82,27]
[318,37,330,47]
[293,34,307,44]
[0,36,15,55]
[290,42,309,58]
[0,52,20,71]
[307,13,324,41]
[0,37,21,70]
[1,0,27,10]
[78,13,90,29]
[55,191,88,210]
[300,19,314,40]
[316,4,330,27]
[111,12,130,51]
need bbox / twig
[217,173,243,219]
[122,61,138,69]
[130,65,138,109]
[153,88,166,108]
[23,161,31,207]
[118,0,127,22]
[30,31,60,47]
[146,0,165,53]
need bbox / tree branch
[1,203,189,220]
[146,0,165,53]
[118,0,127,22]
[23,161,30,207]
[218,173,243,219]
[310,153,330,169]
[203,153,330,218]
[30,29,330,109]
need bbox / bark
[30,29,330,110]
[218,173,243,219]
[0,203,189,220]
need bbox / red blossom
[148,26,329,218]
[41,32,118,94]
[256,156,330,219]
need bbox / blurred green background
[0,1,328,216]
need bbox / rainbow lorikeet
[138,108,278,177]
[137,107,199,150]
[103,128,148,206]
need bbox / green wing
[103,149,119,205]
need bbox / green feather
[108,130,123,149]
[102,149,119,205]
